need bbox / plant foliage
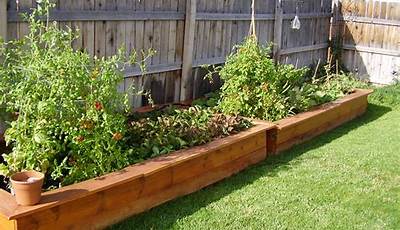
[0,1,151,187]
[126,106,252,163]
[206,36,369,121]
[0,1,252,189]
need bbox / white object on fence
[292,15,301,30]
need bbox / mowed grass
[110,85,400,230]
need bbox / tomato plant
[0,0,152,188]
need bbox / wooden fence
[333,0,400,85]
[1,0,332,107]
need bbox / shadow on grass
[265,103,392,176]
[109,103,391,230]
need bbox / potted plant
[10,170,44,206]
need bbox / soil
[0,141,10,192]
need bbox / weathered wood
[273,0,283,62]
[280,43,329,55]
[8,10,333,23]
[340,15,400,27]
[5,0,334,106]
[180,0,196,101]
[337,0,400,85]
[8,10,185,22]
[0,0,7,40]
[342,44,400,57]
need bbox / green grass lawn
[110,85,400,230]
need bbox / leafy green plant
[213,36,308,121]
[126,106,252,163]
[0,0,152,187]
[203,36,369,121]
[192,91,220,108]
[0,0,253,190]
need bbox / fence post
[0,0,6,41]
[273,0,283,63]
[180,0,196,101]
[328,0,340,61]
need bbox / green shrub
[216,36,308,121]
[204,36,370,121]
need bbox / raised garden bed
[0,121,275,230]
[267,89,373,154]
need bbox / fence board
[336,0,400,85]
[5,0,333,106]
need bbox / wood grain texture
[268,89,373,155]
[180,0,196,101]
[0,121,275,230]
[0,214,15,230]
[0,0,7,40]
[5,0,333,106]
[337,0,400,85]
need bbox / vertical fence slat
[273,0,283,62]
[4,0,335,104]
[180,0,196,101]
[0,0,6,41]
[338,0,400,85]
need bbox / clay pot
[10,170,44,206]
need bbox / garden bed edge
[0,120,275,229]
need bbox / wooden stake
[180,0,197,101]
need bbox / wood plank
[142,0,155,105]
[0,214,15,230]
[214,0,223,57]
[280,43,329,55]
[0,0,7,41]
[340,15,400,26]
[207,1,217,58]
[1,121,273,221]
[168,0,178,65]
[342,44,400,57]
[180,0,196,101]
[68,0,84,51]
[16,0,32,39]
[95,0,106,58]
[8,10,185,22]
[131,0,145,106]
[7,10,333,22]
[270,90,373,154]
[273,0,283,62]
[124,63,182,77]
[15,146,267,230]
[81,0,95,56]
[105,0,118,57]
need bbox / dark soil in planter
[0,141,11,192]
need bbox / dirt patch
[0,141,10,191]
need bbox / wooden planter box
[268,89,373,154]
[0,121,275,230]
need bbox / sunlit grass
[110,85,400,230]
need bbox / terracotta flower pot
[10,170,44,206]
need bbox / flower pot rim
[10,171,44,185]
